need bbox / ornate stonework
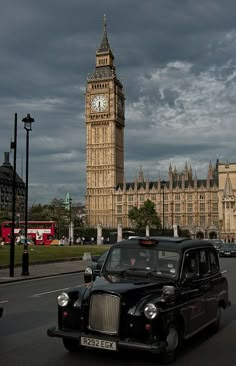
[85,16,125,227]
[85,18,235,241]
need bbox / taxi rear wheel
[211,306,221,333]
[159,324,182,364]
[63,338,80,352]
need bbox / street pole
[69,197,72,246]
[9,113,18,277]
[21,114,34,276]
[161,180,166,235]
[171,201,174,228]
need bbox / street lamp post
[69,197,72,246]
[161,180,166,235]
[21,114,34,276]
[170,201,174,228]
[9,113,18,277]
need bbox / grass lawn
[0,244,110,267]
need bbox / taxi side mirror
[84,267,93,283]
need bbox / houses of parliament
[84,17,236,241]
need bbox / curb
[0,256,84,270]
[0,269,85,284]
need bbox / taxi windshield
[103,247,180,278]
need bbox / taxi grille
[88,293,120,334]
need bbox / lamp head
[22,114,34,131]
[161,180,166,189]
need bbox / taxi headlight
[144,303,159,319]
[84,267,93,275]
[57,292,69,307]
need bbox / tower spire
[103,14,107,30]
[97,14,113,55]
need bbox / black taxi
[47,237,231,363]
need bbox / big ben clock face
[91,95,108,112]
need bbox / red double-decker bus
[1,220,56,245]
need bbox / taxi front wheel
[63,338,80,352]
[159,324,182,364]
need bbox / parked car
[219,243,236,257]
[209,239,224,252]
[84,250,108,282]
[47,237,231,363]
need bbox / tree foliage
[28,199,83,238]
[128,199,161,230]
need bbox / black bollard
[22,247,29,276]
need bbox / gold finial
[103,14,107,30]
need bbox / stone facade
[0,152,25,216]
[218,163,236,241]
[85,18,235,240]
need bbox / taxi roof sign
[138,238,158,246]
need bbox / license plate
[80,336,117,351]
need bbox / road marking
[30,283,85,298]
[30,288,70,297]
[0,300,8,304]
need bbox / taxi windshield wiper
[117,267,146,276]
[145,270,174,279]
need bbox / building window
[151,194,156,201]
[128,195,133,202]
[212,192,218,200]
[128,205,133,212]
[187,216,193,225]
[187,203,192,212]
[200,203,205,212]
[200,216,205,226]
[187,194,192,202]
[175,204,180,212]
[175,216,180,224]
[117,195,122,202]
[117,217,122,224]
[175,194,180,201]
[199,194,205,200]
[139,195,145,202]
[117,205,122,214]
[213,203,218,212]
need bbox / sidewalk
[0,259,91,284]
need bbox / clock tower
[85,16,125,227]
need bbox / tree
[128,200,161,230]
[28,204,52,221]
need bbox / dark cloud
[1,0,236,204]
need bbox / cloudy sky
[1,0,236,205]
